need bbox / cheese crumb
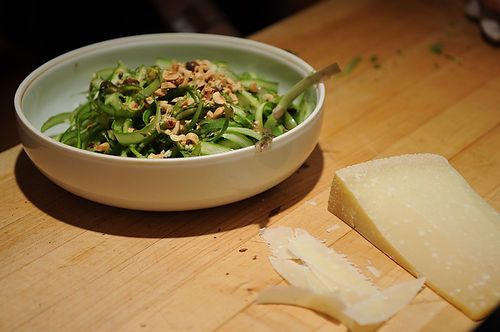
[326,224,340,233]
[304,199,318,206]
[366,265,382,278]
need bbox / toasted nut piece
[204,70,215,80]
[213,106,225,119]
[248,82,258,93]
[127,127,135,133]
[205,110,214,119]
[163,71,180,81]
[197,60,210,72]
[196,80,206,88]
[145,96,155,104]
[94,142,110,152]
[229,93,239,103]
[203,86,214,95]
[154,89,165,97]
[158,101,173,113]
[163,116,177,129]
[185,132,200,145]
[171,63,180,72]
[212,91,226,105]
[170,134,186,142]
[233,82,243,92]
[174,76,185,86]
[128,101,140,110]
[179,77,189,87]
[161,81,176,89]
[171,121,181,135]
[180,97,195,109]
[147,150,172,159]
[262,93,274,101]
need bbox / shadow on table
[14,145,324,239]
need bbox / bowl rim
[14,32,325,165]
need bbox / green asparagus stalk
[271,63,341,120]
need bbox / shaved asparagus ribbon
[272,63,341,120]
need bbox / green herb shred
[429,42,444,55]
[336,56,362,78]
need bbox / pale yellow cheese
[257,286,365,331]
[287,229,380,303]
[328,153,500,320]
[257,278,425,332]
[259,227,425,331]
[261,226,380,303]
[343,277,426,325]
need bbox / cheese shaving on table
[326,224,340,233]
[257,227,425,331]
[305,199,318,206]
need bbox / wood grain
[1,0,499,331]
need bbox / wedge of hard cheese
[328,153,500,320]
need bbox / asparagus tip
[272,106,285,120]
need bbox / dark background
[0,0,319,152]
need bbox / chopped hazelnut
[154,89,165,97]
[248,82,258,93]
[185,132,199,145]
[212,91,226,105]
[159,101,173,113]
[161,81,176,89]
[170,134,186,142]
[229,93,239,103]
[262,93,274,101]
[163,71,180,81]
[94,142,110,152]
[213,106,225,119]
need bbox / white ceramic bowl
[15,33,325,211]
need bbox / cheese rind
[328,153,500,320]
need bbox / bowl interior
[20,34,314,137]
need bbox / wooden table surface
[1,0,499,330]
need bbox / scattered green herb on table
[429,42,460,63]
[336,56,362,78]
[42,59,337,158]
[429,42,444,55]
[369,54,381,69]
